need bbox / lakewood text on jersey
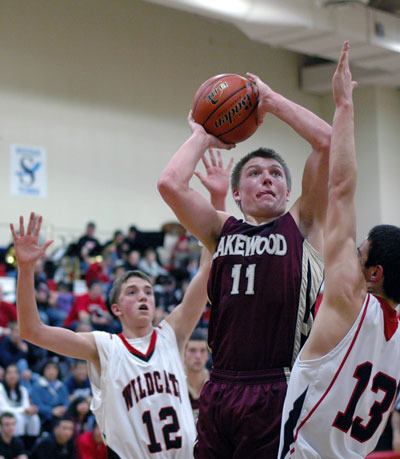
[213,233,288,259]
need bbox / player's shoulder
[157,320,179,347]
[218,212,238,232]
[91,330,120,351]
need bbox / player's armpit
[22,323,99,368]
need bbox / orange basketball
[192,73,259,144]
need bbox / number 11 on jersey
[230,264,256,295]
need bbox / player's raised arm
[166,150,232,349]
[157,113,233,253]
[165,248,211,352]
[11,213,99,366]
[302,42,364,359]
[247,73,331,252]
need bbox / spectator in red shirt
[76,423,107,459]
[0,285,17,338]
[64,282,112,331]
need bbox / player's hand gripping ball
[192,73,259,144]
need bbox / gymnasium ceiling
[144,0,400,93]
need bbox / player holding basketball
[158,69,331,455]
[279,42,400,458]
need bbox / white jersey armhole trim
[297,294,370,366]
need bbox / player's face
[115,277,156,327]
[358,239,378,294]
[233,157,290,222]
[185,340,208,372]
[357,239,369,269]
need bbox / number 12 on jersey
[142,406,181,453]
[231,264,256,295]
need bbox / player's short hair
[231,147,292,193]
[366,224,400,303]
[108,270,153,308]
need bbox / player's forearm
[158,132,209,197]
[266,92,331,154]
[329,103,356,196]
[16,266,45,340]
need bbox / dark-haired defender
[158,74,331,456]
[11,214,213,459]
[279,42,400,458]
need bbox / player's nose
[262,171,273,184]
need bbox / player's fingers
[42,240,53,253]
[202,155,211,170]
[34,215,43,237]
[10,223,17,240]
[19,216,25,237]
[216,150,223,168]
[256,111,266,126]
[338,41,349,70]
[27,212,35,235]
[209,148,217,167]
[246,72,261,83]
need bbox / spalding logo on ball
[192,74,259,144]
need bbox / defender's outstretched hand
[10,213,53,269]
[187,110,236,150]
[332,41,358,106]
[194,149,233,198]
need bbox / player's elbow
[158,171,184,201]
[18,321,44,344]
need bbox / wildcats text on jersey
[122,370,182,411]
[213,233,288,259]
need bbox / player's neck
[244,213,282,226]
[121,324,153,339]
[375,294,398,311]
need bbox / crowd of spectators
[0,219,207,457]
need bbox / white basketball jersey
[88,320,196,459]
[279,294,400,459]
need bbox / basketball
[192,73,259,144]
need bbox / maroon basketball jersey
[207,213,323,371]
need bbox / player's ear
[111,303,122,317]
[368,265,383,283]
[232,188,241,205]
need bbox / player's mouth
[257,190,275,198]
[138,304,149,311]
